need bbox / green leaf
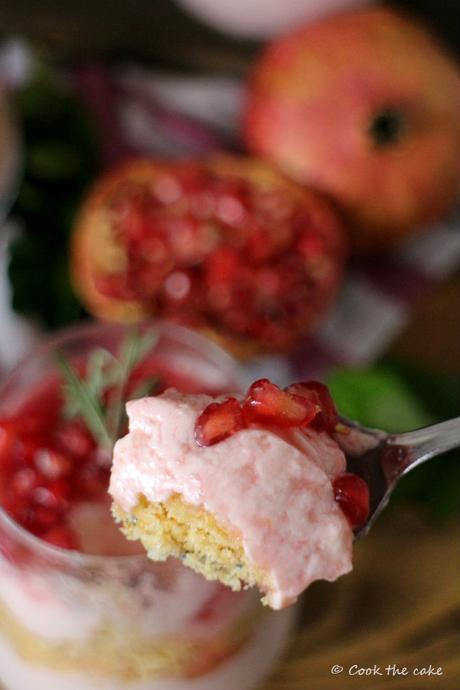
[326,367,433,433]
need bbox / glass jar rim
[0,318,246,567]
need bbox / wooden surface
[261,507,460,690]
[392,273,460,372]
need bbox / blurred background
[0,0,459,687]
[1,1,460,70]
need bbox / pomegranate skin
[243,8,460,251]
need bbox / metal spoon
[334,416,460,537]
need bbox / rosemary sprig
[56,353,113,451]
[104,330,158,442]
[56,328,160,452]
[130,376,161,401]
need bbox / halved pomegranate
[71,156,347,355]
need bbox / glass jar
[0,320,296,690]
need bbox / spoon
[334,416,460,537]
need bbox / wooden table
[261,507,460,690]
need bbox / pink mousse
[109,389,353,609]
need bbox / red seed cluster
[195,379,369,529]
[88,161,345,352]
[194,378,338,446]
[0,389,108,551]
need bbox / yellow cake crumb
[113,495,271,598]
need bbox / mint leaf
[326,367,433,433]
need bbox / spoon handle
[389,416,460,473]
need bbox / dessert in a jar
[0,321,296,690]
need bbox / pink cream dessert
[110,379,367,609]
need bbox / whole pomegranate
[243,8,460,251]
[71,156,346,355]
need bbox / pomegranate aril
[243,379,317,428]
[32,506,61,531]
[0,419,16,458]
[94,272,132,300]
[77,462,110,499]
[42,526,78,550]
[1,494,30,523]
[34,450,72,479]
[11,468,40,497]
[286,381,338,432]
[333,473,370,529]
[246,228,277,263]
[195,398,244,447]
[14,438,42,466]
[55,421,94,460]
[204,247,240,286]
[31,479,71,512]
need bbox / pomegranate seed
[77,462,110,499]
[11,468,40,497]
[32,506,60,530]
[204,247,240,285]
[0,419,16,458]
[243,379,317,428]
[14,438,42,466]
[31,479,71,512]
[333,473,370,529]
[55,421,94,460]
[95,272,137,300]
[286,381,338,432]
[1,494,29,523]
[34,450,72,479]
[42,526,78,550]
[195,398,244,447]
